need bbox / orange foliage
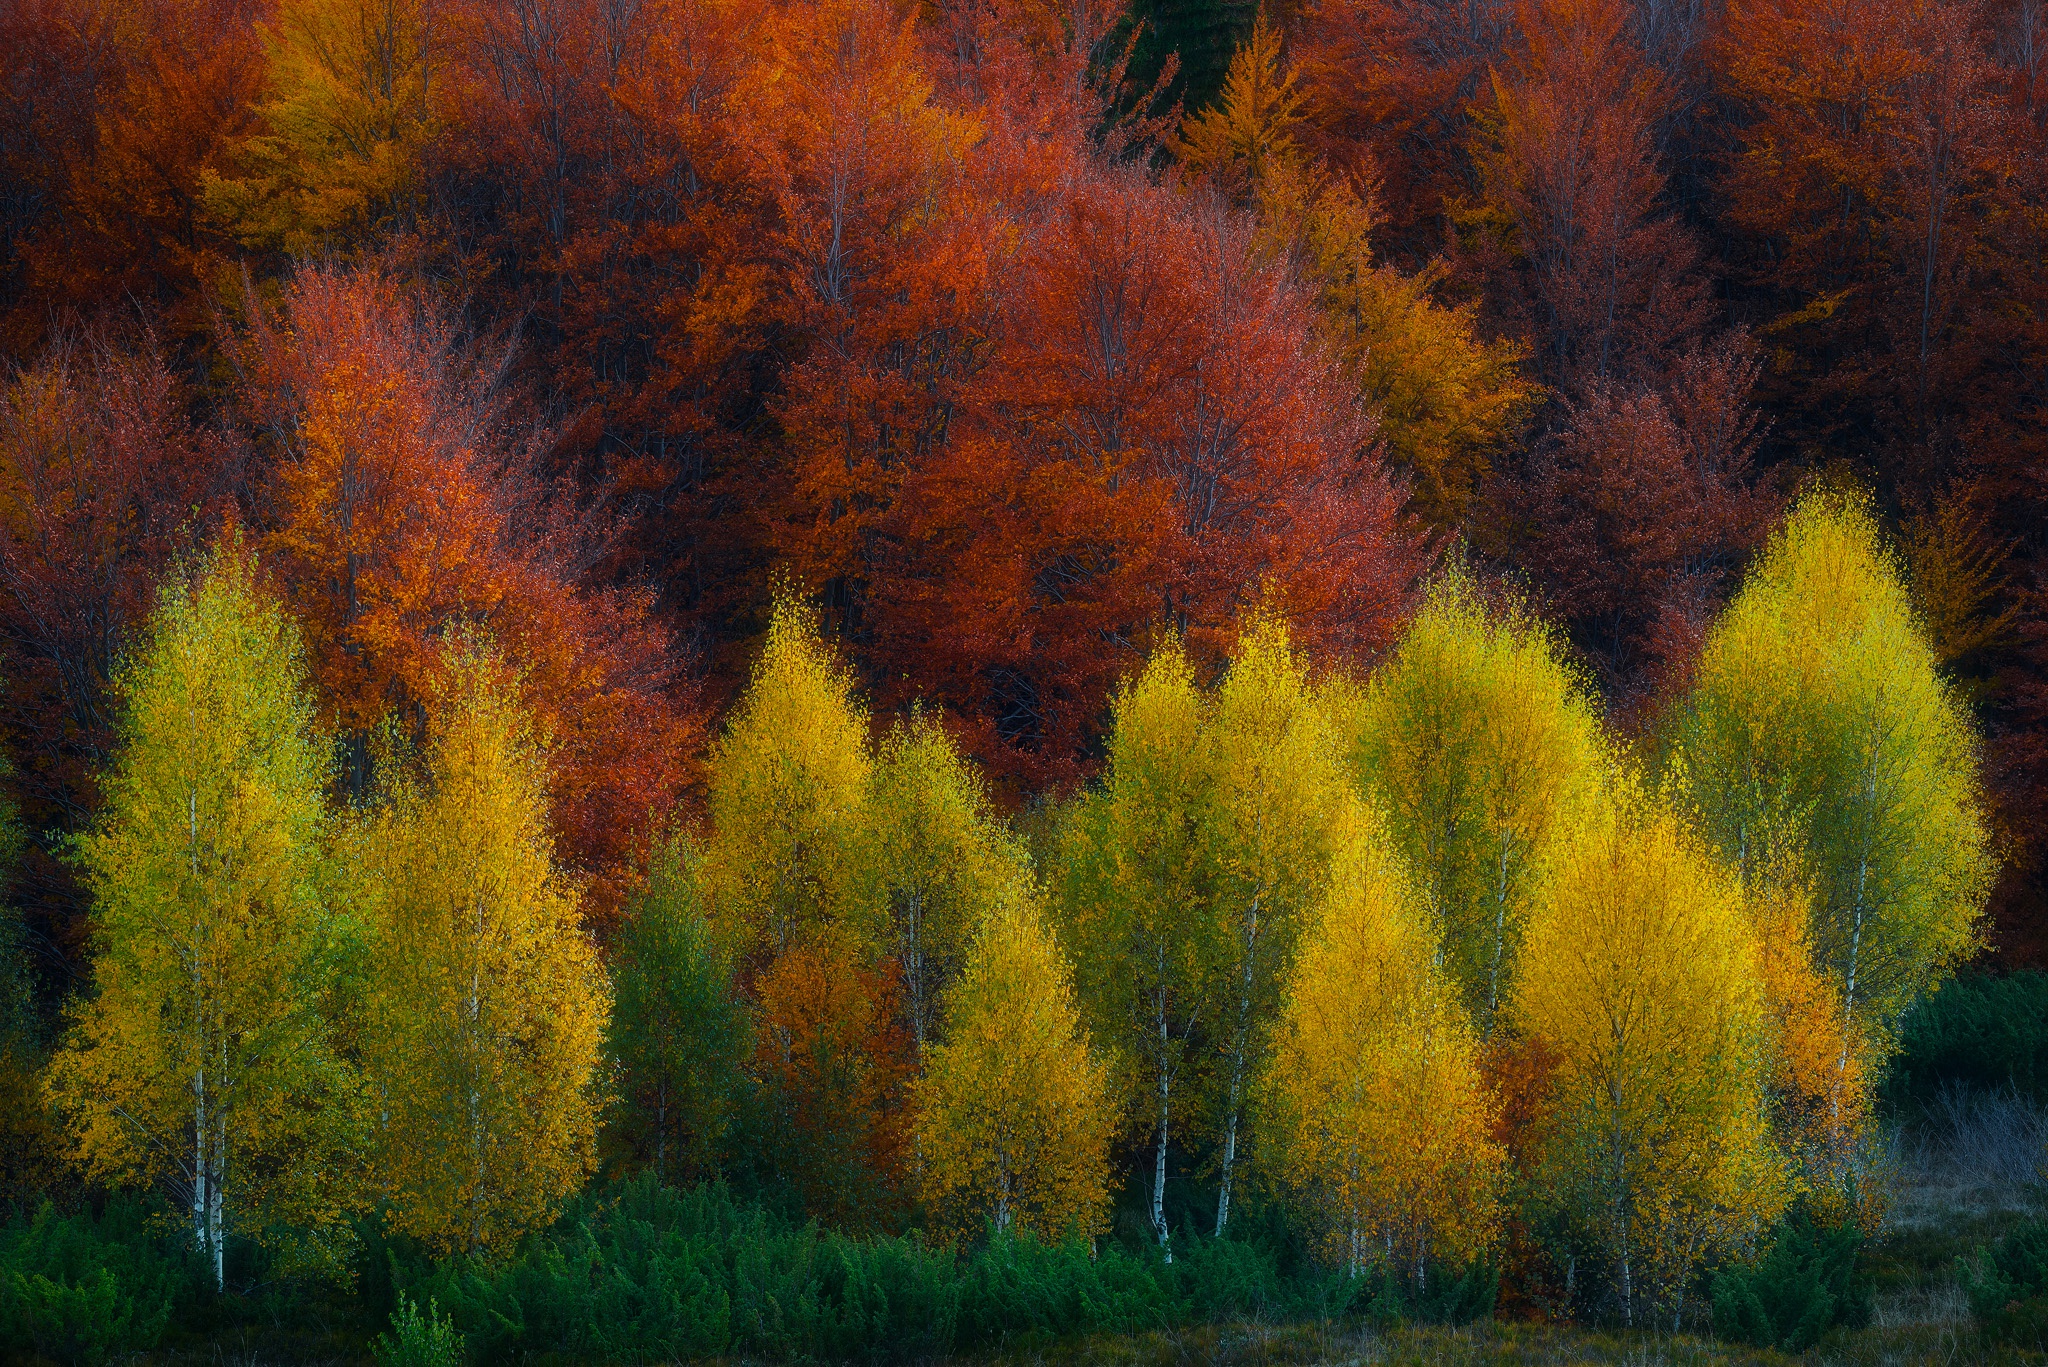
[235,266,697,920]
[750,943,915,1230]
[0,0,265,350]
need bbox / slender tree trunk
[1152,976,1173,1261]
[1215,894,1262,1237]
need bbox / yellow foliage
[1203,611,1349,1233]
[705,593,873,959]
[1172,24,1537,532]
[845,712,1034,1065]
[1263,799,1504,1277]
[917,899,1115,1242]
[1335,571,1607,1034]
[202,0,439,253]
[47,542,355,1286]
[361,639,607,1258]
[1512,786,1787,1325]
[1668,489,1990,1056]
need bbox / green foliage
[1962,1221,2048,1348]
[384,1175,1469,1359]
[1711,1207,1871,1351]
[1888,971,2048,1107]
[374,1293,466,1367]
[0,1199,200,1364]
[609,837,751,1183]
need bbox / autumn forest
[0,0,2040,1355]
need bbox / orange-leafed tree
[1469,0,1712,395]
[750,941,916,1231]
[234,265,695,918]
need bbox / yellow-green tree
[1334,572,1607,1033]
[202,0,439,254]
[361,639,607,1258]
[1666,490,1990,1084]
[1202,614,1347,1236]
[845,713,1034,1069]
[917,899,1115,1242]
[1052,640,1219,1255]
[1512,788,1787,1327]
[703,595,872,960]
[47,544,351,1288]
[1172,21,1537,531]
[1263,799,1504,1281]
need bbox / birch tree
[1512,786,1788,1327]
[1053,641,1219,1257]
[1200,614,1346,1235]
[1335,570,1607,1034]
[361,639,607,1257]
[917,898,1115,1242]
[1263,798,1503,1281]
[845,713,1033,1072]
[49,543,349,1288]
[704,593,872,959]
[1667,489,1990,1083]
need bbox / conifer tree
[1335,572,1607,1033]
[361,638,607,1258]
[48,543,349,1288]
[918,899,1115,1242]
[1667,490,1990,1073]
[609,836,750,1184]
[1264,799,1503,1281]
[1511,787,1788,1327]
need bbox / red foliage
[1469,0,1712,395]
[233,265,698,923]
[1516,333,1776,707]
[0,333,240,972]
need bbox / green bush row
[373,1175,1493,1362]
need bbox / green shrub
[1711,1208,1871,1352]
[374,1294,466,1367]
[386,1176,1489,1360]
[1962,1220,2048,1348]
[0,1199,198,1365]
[1890,971,2048,1107]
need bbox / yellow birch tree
[1666,489,1990,1094]
[1201,613,1348,1236]
[361,638,607,1258]
[47,543,354,1288]
[1052,640,1219,1256]
[1335,571,1607,1034]
[917,899,1115,1242]
[844,713,1034,1070]
[1511,786,1788,1327]
[703,593,872,960]
[1263,799,1503,1282]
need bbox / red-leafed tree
[1470,0,1712,395]
[233,265,697,920]
[0,333,240,974]
[1515,333,1776,709]
[0,0,266,355]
